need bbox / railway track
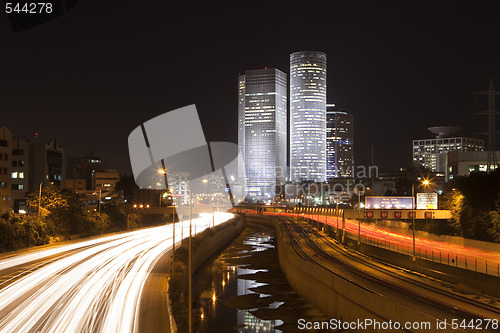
[279,217,500,332]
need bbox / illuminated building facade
[290,51,327,183]
[413,137,483,172]
[445,150,499,181]
[237,75,246,186]
[92,169,120,192]
[11,136,33,213]
[238,68,287,200]
[326,105,354,178]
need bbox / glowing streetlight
[158,168,175,274]
[159,168,193,333]
[202,178,208,197]
[411,178,432,260]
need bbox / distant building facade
[290,51,327,183]
[34,139,65,188]
[413,127,483,172]
[66,150,103,190]
[444,150,500,181]
[92,169,120,192]
[238,68,287,200]
[8,136,65,212]
[0,126,13,207]
[326,105,354,178]
[11,137,33,212]
[63,179,87,191]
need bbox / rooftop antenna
[474,79,500,172]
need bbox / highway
[280,217,500,332]
[0,212,233,333]
[267,210,500,276]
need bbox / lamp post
[336,193,339,231]
[98,189,102,215]
[158,168,175,273]
[342,209,346,244]
[324,192,327,224]
[38,182,42,217]
[411,183,416,260]
[203,178,208,196]
[357,187,361,245]
[160,169,192,333]
[187,179,192,333]
[412,179,430,260]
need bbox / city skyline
[239,68,287,199]
[290,51,328,183]
[1,3,500,332]
[326,105,354,178]
[1,1,500,174]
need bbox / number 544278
[5,2,53,14]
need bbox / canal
[194,224,329,332]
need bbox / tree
[26,186,68,218]
[26,187,94,236]
[489,196,500,242]
[440,189,464,236]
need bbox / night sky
[1,0,500,174]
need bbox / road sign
[417,193,438,210]
[365,196,413,209]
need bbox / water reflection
[199,231,282,332]
[236,266,283,333]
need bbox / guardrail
[305,216,500,278]
[236,208,500,278]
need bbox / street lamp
[98,189,102,215]
[158,169,176,269]
[159,168,193,333]
[202,178,208,195]
[411,178,431,260]
[38,182,42,217]
[358,188,361,245]
[336,193,339,231]
[342,209,346,244]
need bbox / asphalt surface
[0,212,233,333]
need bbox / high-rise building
[290,51,327,183]
[0,126,13,208]
[92,169,120,192]
[12,136,33,212]
[238,68,287,200]
[326,104,354,178]
[66,150,103,190]
[413,127,483,172]
[237,75,246,186]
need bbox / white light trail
[0,212,233,333]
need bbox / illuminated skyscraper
[237,75,246,186]
[290,51,327,183]
[326,104,354,178]
[238,68,287,200]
